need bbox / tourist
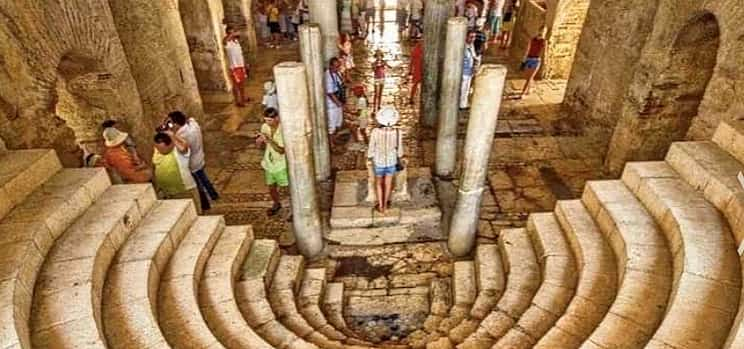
[351,84,370,143]
[102,119,143,166]
[267,0,282,48]
[256,108,288,216]
[102,125,152,184]
[473,18,489,59]
[169,111,220,211]
[460,30,478,110]
[357,5,368,38]
[465,3,479,30]
[256,5,270,42]
[262,80,279,111]
[409,0,423,39]
[367,106,405,214]
[298,0,310,24]
[372,49,391,112]
[489,0,505,43]
[518,26,547,98]
[289,4,301,40]
[397,0,409,33]
[326,57,346,148]
[224,26,249,106]
[152,131,202,213]
[499,0,517,49]
[455,0,466,17]
[338,33,355,72]
[408,39,423,105]
[365,0,376,33]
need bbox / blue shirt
[463,45,476,76]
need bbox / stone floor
[199,10,606,244]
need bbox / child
[372,49,391,111]
[352,84,370,143]
[262,80,279,110]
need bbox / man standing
[460,31,478,110]
[326,57,346,148]
[397,0,409,33]
[152,131,202,213]
[224,26,249,106]
[256,108,288,216]
[169,111,220,211]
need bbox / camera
[156,120,174,133]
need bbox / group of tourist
[255,0,309,48]
[92,112,220,215]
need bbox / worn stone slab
[712,120,744,165]
[0,149,61,221]
[333,181,360,207]
[239,239,280,289]
[330,206,374,228]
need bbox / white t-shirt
[325,70,343,111]
[366,0,376,9]
[491,0,506,16]
[176,119,206,172]
[225,40,245,68]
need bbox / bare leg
[267,184,281,215]
[409,82,419,104]
[383,174,394,211]
[521,67,540,97]
[375,175,384,213]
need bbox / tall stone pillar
[308,0,340,64]
[299,24,331,181]
[274,62,324,258]
[222,0,259,62]
[435,17,468,179]
[448,65,507,257]
[420,0,451,128]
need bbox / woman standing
[367,107,405,214]
[518,26,547,98]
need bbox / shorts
[374,78,385,86]
[231,67,247,84]
[268,22,281,33]
[525,57,541,70]
[490,16,501,35]
[374,165,397,177]
[265,167,289,186]
[328,107,343,133]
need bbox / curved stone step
[713,120,744,165]
[29,184,156,348]
[448,244,505,344]
[423,261,477,349]
[492,213,578,348]
[457,228,541,349]
[0,168,109,349]
[270,255,343,348]
[580,180,673,348]
[406,278,452,348]
[669,138,744,349]
[199,225,274,349]
[158,216,225,348]
[298,268,349,342]
[0,149,61,220]
[322,282,374,346]
[102,199,197,348]
[622,161,740,348]
[235,240,317,349]
[534,200,618,348]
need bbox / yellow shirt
[268,6,280,22]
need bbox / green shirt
[260,123,287,172]
[152,148,195,196]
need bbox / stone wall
[510,0,547,65]
[180,0,232,95]
[222,0,258,63]
[109,0,205,125]
[0,1,146,166]
[543,0,589,79]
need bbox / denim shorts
[525,57,541,70]
[374,165,397,177]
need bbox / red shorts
[231,67,247,84]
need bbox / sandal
[267,203,282,216]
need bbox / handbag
[395,129,404,172]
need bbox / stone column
[308,0,340,64]
[448,65,507,257]
[435,17,468,179]
[274,62,324,258]
[222,0,259,62]
[299,24,331,181]
[420,0,451,128]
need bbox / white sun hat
[102,127,129,147]
[264,80,276,94]
[376,106,400,127]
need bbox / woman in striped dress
[367,107,405,213]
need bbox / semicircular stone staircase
[1,120,744,349]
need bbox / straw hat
[264,81,276,94]
[103,127,128,147]
[376,106,399,127]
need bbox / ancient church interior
[1,0,744,348]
